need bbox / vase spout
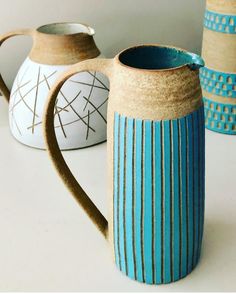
[187,52,205,70]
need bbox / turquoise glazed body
[113,107,205,284]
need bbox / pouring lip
[115,44,204,73]
[36,22,95,36]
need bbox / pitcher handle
[43,58,113,238]
[0,28,34,101]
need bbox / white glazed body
[9,56,109,150]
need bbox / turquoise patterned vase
[201,0,236,134]
[43,45,205,284]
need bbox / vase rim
[116,44,204,72]
[36,22,95,36]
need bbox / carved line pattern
[10,66,30,135]
[10,67,108,141]
[9,70,57,113]
[42,74,67,138]
[31,67,41,134]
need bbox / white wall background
[0,0,206,89]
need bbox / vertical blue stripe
[197,107,203,262]
[202,106,205,240]
[135,119,143,282]
[172,119,180,281]
[197,108,202,262]
[144,120,153,283]
[200,107,205,248]
[154,121,162,284]
[180,117,187,277]
[163,120,171,283]
[113,106,205,285]
[119,115,126,274]
[187,114,194,273]
[202,106,206,243]
[202,107,206,245]
[126,118,135,279]
[113,113,119,267]
[193,110,199,266]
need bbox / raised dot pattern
[204,98,236,134]
[200,67,236,98]
[204,10,236,34]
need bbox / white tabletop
[0,98,235,292]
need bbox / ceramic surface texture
[201,0,236,134]
[0,23,109,149]
[43,45,205,285]
[113,107,205,284]
[9,57,108,150]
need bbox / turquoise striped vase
[113,106,205,284]
[43,44,205,285]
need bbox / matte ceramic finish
[0,22,109,149]
[204,98,236,134]
[201,0,236,135]
[207,0,236,14]
[113,107,205,284]
[200,67,236,98]
[204,10,236,34]
[9,57,108,149]
[43,45,205,285]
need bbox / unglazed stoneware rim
[116,44,204,72]
[36,22,95,36]
[29,22,100,64]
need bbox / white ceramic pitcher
[0,22,109,149]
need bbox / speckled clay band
[204,10,236,34]
[204,97,236,134]
[200,67,236,98]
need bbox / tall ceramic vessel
[201,0,236,134]
[0,23,109,149]
[43,45,205,284]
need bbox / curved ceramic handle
[0,28,34,101]
[43,58,113,238]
